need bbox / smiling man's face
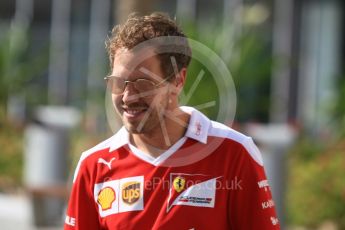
[110,48,172,134]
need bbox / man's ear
[172,68,187,95]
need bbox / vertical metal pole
[221,0,243,63]
[223,0,243,31]
[7,0,33,125]
[115,0,155,24]
[85,0,111,133]
[270,0,294,123]
[48,0,71,105]
[297,1,341,135]
[13,0,33,29]
[176,0,197,22]
[87,0,111,92]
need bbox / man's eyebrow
[139,67,162,81]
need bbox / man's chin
[124,122,144,134]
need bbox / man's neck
[130,109,190,158]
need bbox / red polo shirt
[64,107,280,229]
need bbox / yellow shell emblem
[173,176,186,193]
[97,187,116,211]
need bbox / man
[65,12,280,229]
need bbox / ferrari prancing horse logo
[173,176,186,193]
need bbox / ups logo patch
[122,181,141,205]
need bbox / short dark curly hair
[105,12,192,79]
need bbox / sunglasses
[104,74,174,95]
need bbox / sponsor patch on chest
[94,176,144,217]
[167,173,221,212]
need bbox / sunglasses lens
[135,79,155,92]
[106,77,159,95]
[107,78,125,94]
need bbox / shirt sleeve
[64,159,101,230]
[228,137,280,230]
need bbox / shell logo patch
[97,187,116,211]
[122,181,141,205]
[173,176,186,193]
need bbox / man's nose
[122,82,140,103]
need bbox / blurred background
[0,0,344,229]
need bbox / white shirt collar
[180,106,210,144]
[109,126,129,152]
[109,106,211,152]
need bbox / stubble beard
[122,96,170,136]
